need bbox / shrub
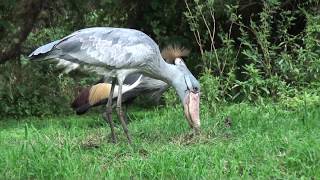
[0,60,75,118]
[184,0,320,105]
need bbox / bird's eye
[193,87,199,92]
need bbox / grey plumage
[29,27,201,143]
[30,40,61,56]
[29,27,161,76]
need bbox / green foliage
[199,69,220,109]
[280,90,320,110]
[184,0,320,105]
[0,61,75,117]
[235,5,320,100]
[0,103,319,178]
[163,88,180,107]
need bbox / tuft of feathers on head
[161,44,190,64]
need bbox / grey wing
[52,27,160,68]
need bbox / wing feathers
[113,75,143,97]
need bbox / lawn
[0,103,319,179]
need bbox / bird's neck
[150,59,181,86]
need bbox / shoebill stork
[28,27,200,144]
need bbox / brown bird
[71,73,169,115]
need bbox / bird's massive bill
[184,91,200,130]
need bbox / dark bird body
[29,27,200,143]
[71,73,169,115]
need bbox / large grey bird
[29,27,200,143]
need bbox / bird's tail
[29,40,80,73]
[71,75,143,115]
[28,40,61,61]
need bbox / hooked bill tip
[183,91,200,130]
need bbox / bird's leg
[103,78,117,143]
[123,104,129,125]
[116,78,132,144]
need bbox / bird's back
[29,27,162,73]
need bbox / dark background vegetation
[0,0,319,118]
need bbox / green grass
[0,103,319,179]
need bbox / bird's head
[172,58,201,131]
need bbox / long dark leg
[116,77,132,144]
[103,78,117,143]
[123,104,129,125]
